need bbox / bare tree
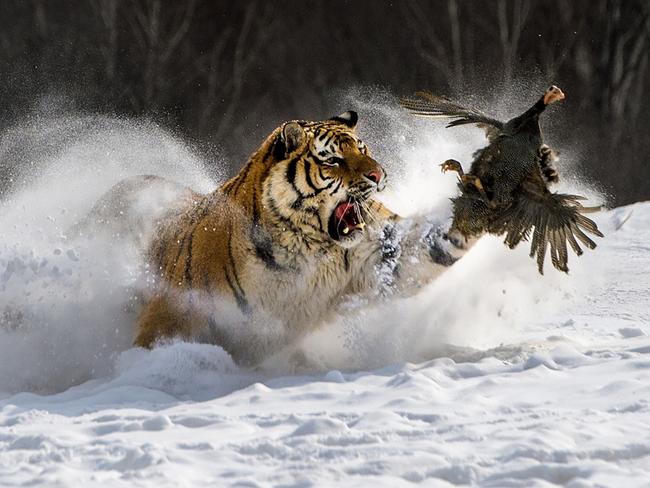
[126,0,197,111]
[401,0,457,90]
[496,0,531,84]
[93,0,120,88]
[210,2,276,142]
[596,0,649,136]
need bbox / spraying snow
[0,115,216,393]
[0,98,604,395]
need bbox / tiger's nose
[365,170,383,185]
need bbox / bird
[400,86,603,274]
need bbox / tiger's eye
[323,157,342,167]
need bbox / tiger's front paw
[379,223,403,264]
[443,228,468,250]
[426,227,458,266]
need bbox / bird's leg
[460,175,496,209]
[440,159,495,208]
[439,159,464,176]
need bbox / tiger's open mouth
[328,198,366,241]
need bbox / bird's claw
[439,159,463,175]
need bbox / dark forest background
[0,0,648,205]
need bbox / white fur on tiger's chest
[246,243,357,334]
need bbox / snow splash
[0,95,604,397]
[0,115,216,394]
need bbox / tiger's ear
[274,121,305,160]
[283,121,305,150]
[330,110,358,129]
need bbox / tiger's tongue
[335,201,363,235]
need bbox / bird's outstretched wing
[399,91,504,141]
[490,186,603,274]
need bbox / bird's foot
[439,159,464,175]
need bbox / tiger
[88,111,473,365]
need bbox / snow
[1,112,650,487]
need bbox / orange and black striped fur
[92,111,467,365]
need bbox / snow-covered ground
[1,109,649,487]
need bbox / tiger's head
[263,111,387,249]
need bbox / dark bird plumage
[400,86,604,274]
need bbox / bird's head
[543,85,565,105]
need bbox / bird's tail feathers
[491,193,604,274]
